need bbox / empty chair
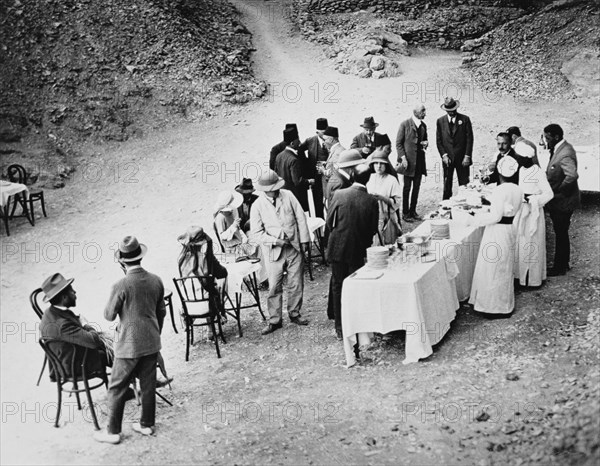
[7,164,47,225]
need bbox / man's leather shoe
[410,212,423,221]
[261,322,282,335]
[547,268,566,277]
[290,316,309,326]
[336,329,343,341]
[93,430,121,444]
[132,422,154,436]
[402,214,414,223]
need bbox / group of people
[37,99,581,443]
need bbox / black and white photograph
[1,0,599,464]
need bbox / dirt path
[1,1,598,464]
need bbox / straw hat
[214,191,243,215]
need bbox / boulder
[369,55,385,71]
[358,68,372,79]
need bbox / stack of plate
[430,220,450,240]
[366,246,389,269]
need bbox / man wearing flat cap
[299,117,329,219]
[351,116,383,158]
[95,236,166,444]
[436,97,474,199]
[250,170,311,335]
[39,273,111,380]
[274,126,314,211]
[270,123,298,170]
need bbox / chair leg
[40,193,48,217]
[1,206,9,236]
[55,381,62,428]
[36,356,47,386]
[25,198,34,226]
[235,294,243,337]
[306,244,314,281]
[167,299,178,334]
[185,325,190,362]
[217,315,226,344]
[82,375,100,430]
[210,320,221,358]
[156,390,173,407]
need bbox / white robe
[514,165,554,286]
[469,183,523,314]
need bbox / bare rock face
[561,49,600,98]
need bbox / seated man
[39,273,111,378]
[39,272,171,387]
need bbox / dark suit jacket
[327,184,379,265]
[270,140,287,170]
[396,118,428,177]
[326,169,352,207]
[104,268,166,359]
[237,194,259,232]
[350,132,383,158]
[40,306,107,378]
[436,113,474,166]
[274,148,309,210]
[545,140,580,213]
[299,135,329,178]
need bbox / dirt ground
[1,0,598,464]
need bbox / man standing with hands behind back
[94,236,166,444]
[436,97,474,200]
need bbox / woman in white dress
[469,156,523,315]
[214,191,258,258]
[513,142,554,287]
[366,149,402,245]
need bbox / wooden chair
[7,164,47,225]
[213,221,226,253]
[30,288,47,386]
[39,339,108,430]
[172,275,226,361]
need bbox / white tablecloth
[341,256,460,366]
[0,182,28,208]
[412,221,484,301]
[223,260,262,294]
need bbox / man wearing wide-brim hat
[436,97,474,200]
[235,178,259,234]
[39,273,111,383]
[95,236,166,444]
[250,170,311,335]
[350,116,384,158]
[326,149,363,207]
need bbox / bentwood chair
[30,288,47,385]
[7,164,47,225]
[213,222,226,253]
[39,339,108,430]
[173,275,226,361]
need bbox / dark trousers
[443,164,470,200]
[327,261,361,332]
[107,353,158,434]
[311,174,324,219]
[402,174,423,215]
[549,210,573,272]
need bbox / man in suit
[235,178,259,233]
[95,236,166,444]
[436,98,474,199]
[544,124,580,276]
[274,127,313,211]
[251,170,311,335]
[326,164,379,340]
[326,149,363,207]
[299,118,329,219]
[269,123,297,170]
[351,116,383,158]
[39,273,110,379]
[507,126,539,166]
[319,126,345,202]
[487,132,519,185]
[396,104,428,222]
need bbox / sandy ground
[1,0,598,464]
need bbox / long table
[341,220,484,366]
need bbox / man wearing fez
[326,164,379,340]
[319,126,345,202]
[274,126,314,211]
[250,170,311,335]
[270,123,297,170]
[39,273,111,378]
[299,117,329,219]
[95,236,166,444]
[544,123,580,276]
[351,116,383,158]
[436,97,474,199]
[396,104,428,222]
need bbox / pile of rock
[461,0,600,100]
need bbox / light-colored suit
[250,189,310,324]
